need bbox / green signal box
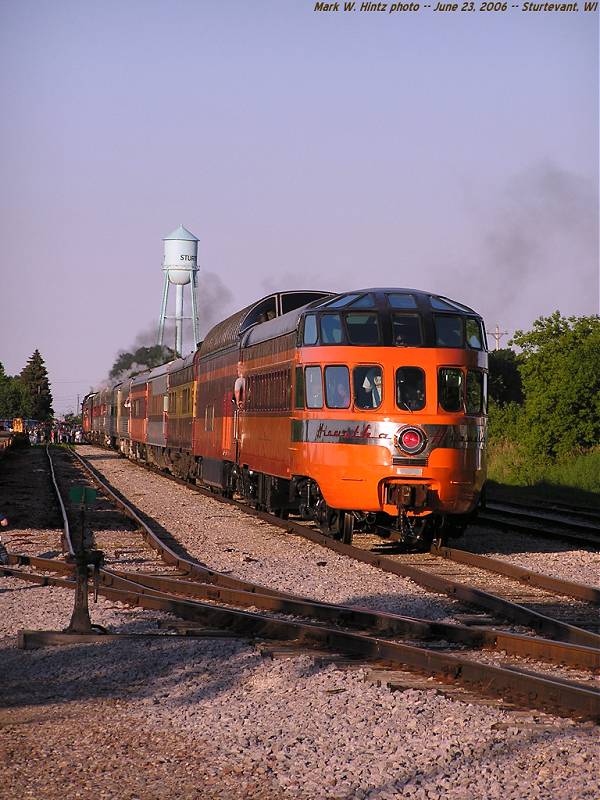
[69,486,97,506]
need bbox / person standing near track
[0,513,8,528]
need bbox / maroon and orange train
[83,288,488,548]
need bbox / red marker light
[396,426,426,454]
[401,430,421,450]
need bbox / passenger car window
[466,318,484,350]
[303,314,318,345]
[438,368,463,412]
[294,366,305,409]
[483,372,488,413]
[387,293,417,309]
[326,294,361,309]
[353,366,383,409]
[345,313,380,345]
[348,293,375,308]
[435,315,463,347]
[392,314,422,346]
[430,296,472,312]
[325,365,351,409]
[320,314,344,344]
[281,292,329,314]
[305,367,323,408]
[466,370,484,414]
[396,367,426,411]
[241,297,277,331]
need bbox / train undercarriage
[88,433,477,551]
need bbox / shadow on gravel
[62,461,215,567]
[0,626,592,800]
[488,480,600,510]
[0,447,62,531]
[0,618,255,713]
[334,727,588,800]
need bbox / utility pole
[492,324,509,351]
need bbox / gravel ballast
[2,445,599,799]
[1,577,599,800]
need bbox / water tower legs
[157,274,170,347]
[175,284,184,356]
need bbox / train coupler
[385,482,429,510]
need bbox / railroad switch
[65,486,106,634]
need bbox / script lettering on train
[315,423,390,440]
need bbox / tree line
[488,311,600,464]
[0,350,53,421]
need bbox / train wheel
[321,509,354,545]
[341,512,354,545]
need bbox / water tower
[157,225,200,355]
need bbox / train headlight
[395,426,427,455]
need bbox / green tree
[488,348,523,406]
[0,362,30,419]
[511,312,600,459]
[19,350,53,420]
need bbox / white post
[190,268,199,347]
[157,273,170,347]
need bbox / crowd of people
[26,422,83,445]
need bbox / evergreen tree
[19,350,53,420]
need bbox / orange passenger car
[192,288,488,548]
[83,287,488,549]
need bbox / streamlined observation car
[224,288,488,547]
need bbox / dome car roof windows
[325,293,376,309]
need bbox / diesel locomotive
[83,287,488,549]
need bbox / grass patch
[488,443,600,509]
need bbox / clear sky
[1,0,597,415]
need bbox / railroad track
[1,444,599,721]
[477,500,600,549]
[488,493,600,523]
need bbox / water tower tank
[163,225,199,285]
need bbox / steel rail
[67,448,291,600]
[71,447,600,650]
[486,495,600,524]
[3,560,599,719]
[102,568,600,671]
[44,566,600,721]
[4,554,599,671]
[45,445,74,556]
[477,509,600,549]
[430,544,600,605]
[4,560,599,720]
[277,522,600,649]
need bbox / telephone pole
[492,324,509,351]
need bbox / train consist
[83,288,488,548]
